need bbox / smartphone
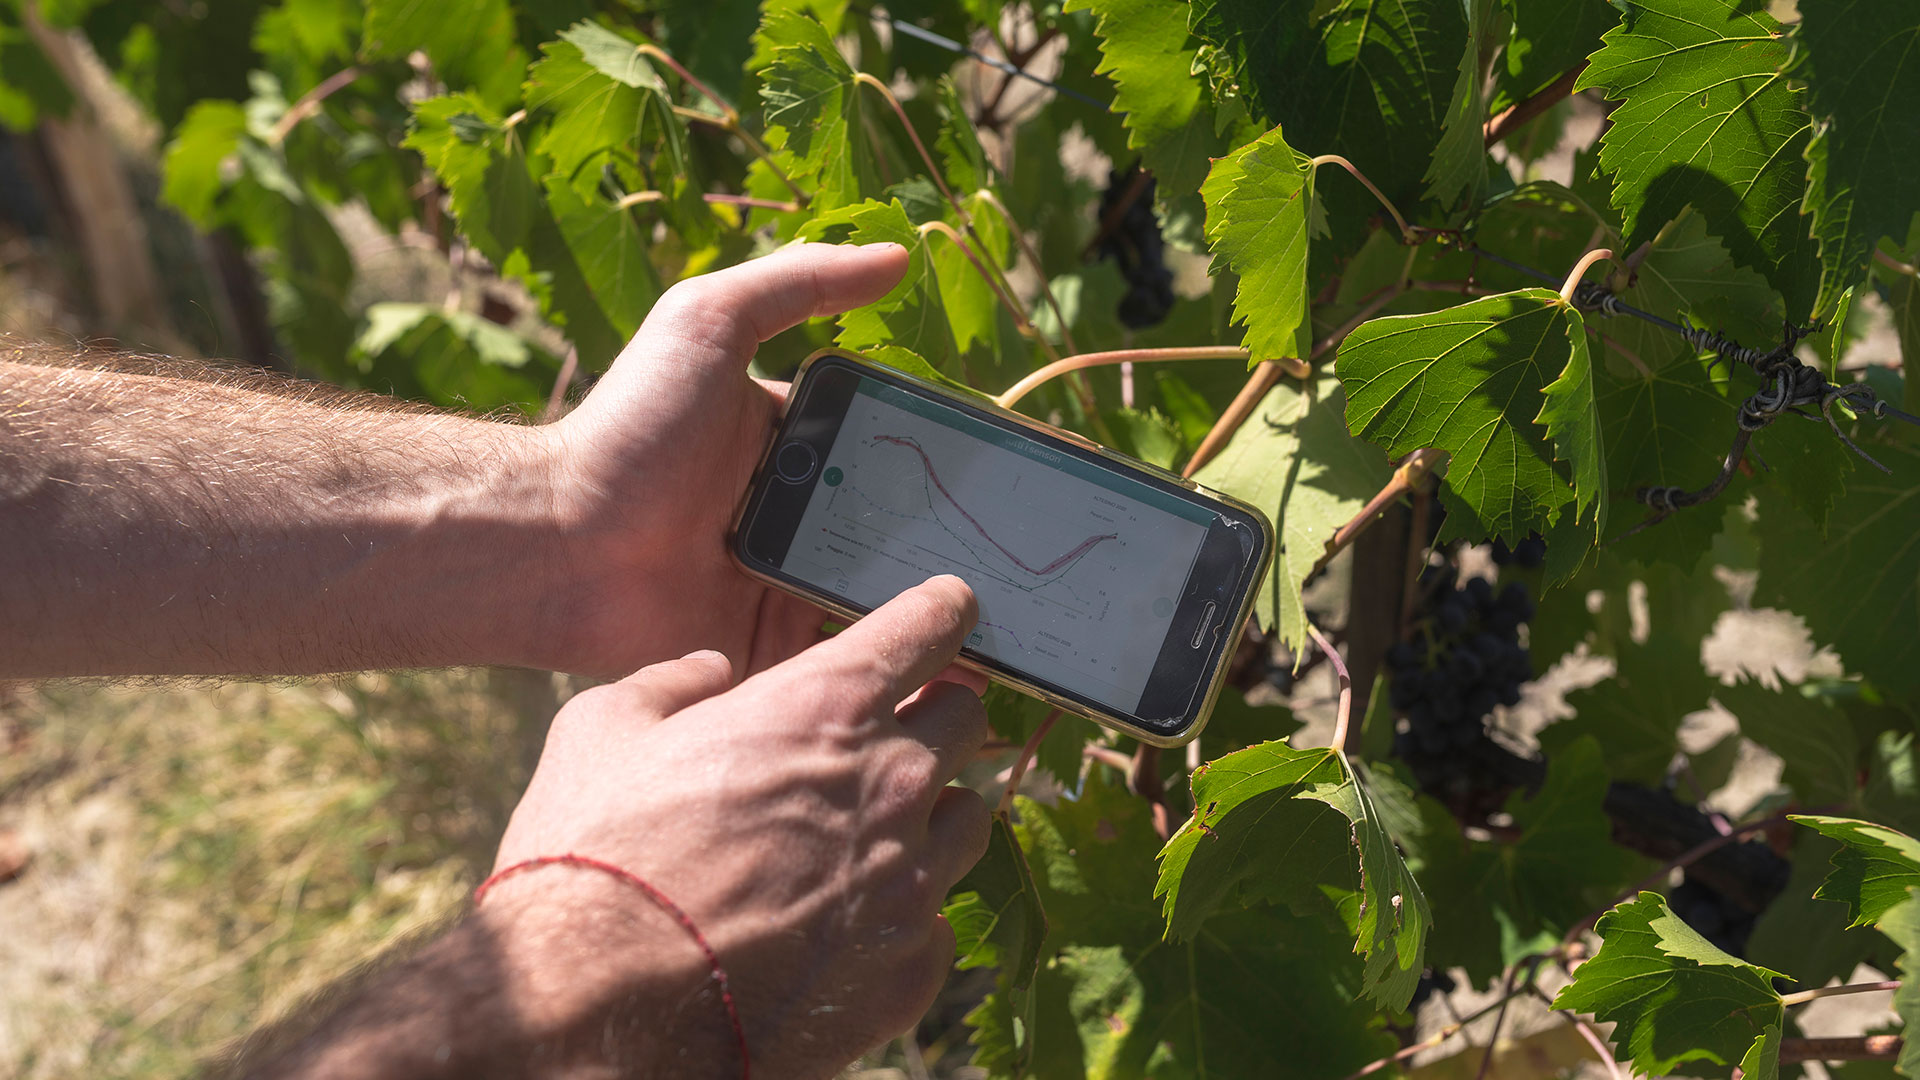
[731,349,1274,746]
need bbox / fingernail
[683,648,727,663]
[859,241,907,253]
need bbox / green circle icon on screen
[1152,596,1174,618]
[823,466,844,486]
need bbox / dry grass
[0,671,557,1078]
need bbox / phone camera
[774,439,819,484]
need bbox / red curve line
[871,434,1118,577]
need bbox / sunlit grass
[0,670,556,1078]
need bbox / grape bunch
[1093,166,1175,329]
[1388,567,1536,804]
[1490,534,1546,568]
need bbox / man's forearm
[0,352,568,677]
[224,875,743,1079]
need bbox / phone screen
[735,354,1268,739]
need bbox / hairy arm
[0,349,565,677]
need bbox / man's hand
[244,577,992,1080]
[532,241,910,679]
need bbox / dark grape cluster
[1490,534,1546,568]
[1669,874,1757,957]
[1389,567,1536,801]
[1093,166,1174,329]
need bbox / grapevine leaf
[934,191,1009,362]
[1499,736,1631,928]
[361,0,523,110]
[1422,0,1493,210]
[1593,211,1785,378]
[944,813,1047,1076]
[1574,0,1819,315]
[1156,743,1432,1011]
[1064,0,1224,195]
[1753,434,1920,698]
[932,76,992,195]
[758,8,881,211]
[981,772,1395,1078]
[404,95,632,366]
[1595,357,1740,567]
[1880,892,1920,1079]
[1789,815,1920,929]
[1536,309,1606,536]
[1104,408,1183,470]
[1716,680,1859,807]
[161,100,247,226]
[1794,1,1920,312]
[1194,371,1393,653]
[1337,290,1580,542]
[1498,0,1616,106]
[1202,124,1316,366]
[1190,0,1464,237]
[798,199,962,377]
[350,302,557,414]
[1551,892,1785,1078]
[654,0,761,106]
[525,27,673,201]
[0,4,73,130]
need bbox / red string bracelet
[474,854,749,1079]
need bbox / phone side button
[1189,601,1217,649]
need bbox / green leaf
[1201,124,1316,366]
[1498,737,1631,927]
[982,772,1395,1078]
[1065,0,1224,195]
[1716,680,1860,807]
[1498,0,1617,106]
[1880,892,1920,1079]
[1194,371,1392,653]
[161,100,247,226]
[654,0,762,107]
[1794,1,1920,312]
[799,200,962,377]
[1104,408,1184,470]
[944,813,1048,1076]
[1790,815,1920,929]
[1422,0,1493,210]
[1190,0,1465,245]
[405,94,639,367]
[0,4,73,130]
[350,302,558,413]
[1574,0,1819,316]
[362,0,523,109]
[1537,308,1606,537]
[1552,891,1785,1078]
[1594,356,1741,568]
[1155,743,1432,1011]
[758,8,880,211]
[1338,290,1580,541]
[1753,434,1920,698]
[525,29,666,199]
[1591,211,1785,377]
[932,76,992,195]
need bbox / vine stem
[1477,955,1548,1080]
[1307,623,1353,752]
[267,66,364,145]
[1310,448,1447,580]
[1778,980,1901,1007]
[541,345,579,423]
[1311,155,1414,242]
[1182,279,1405,476]
[1483,64,1587,148]
[1875,249,1919,279]
[637,44,732,121]
[646,43,810,205]
[1559,248,1617,305]
[996,347,1250,409]
[1083,743,1133,772]
[1780,1035,1904,1064]
[996,709,1062,815]
[918,221,1061,365]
